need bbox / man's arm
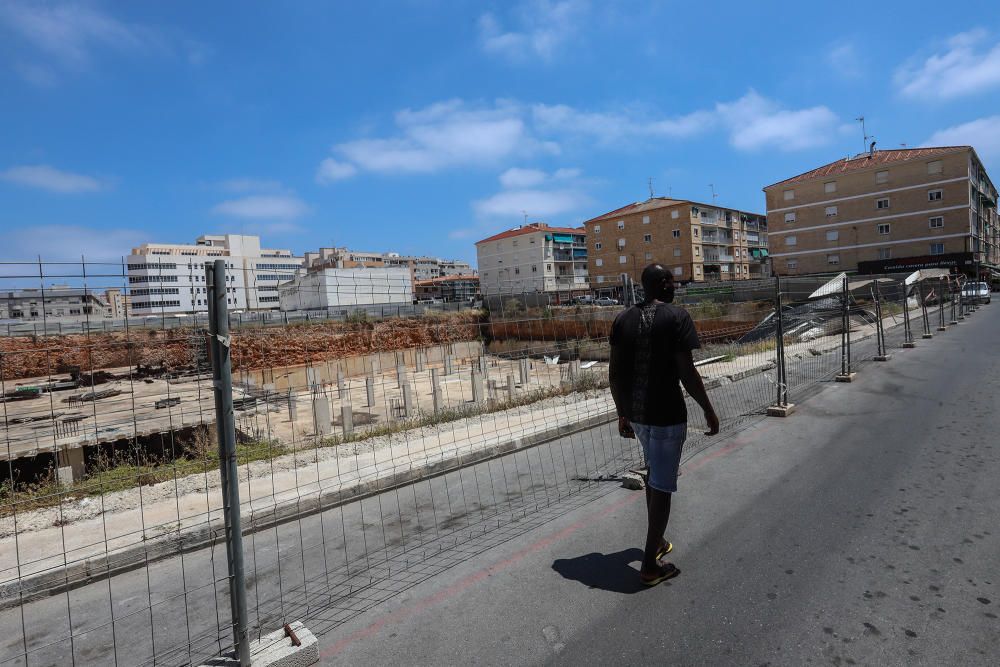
[674,347,720,435]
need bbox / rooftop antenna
[522,210,528,226]
[709,183,718,204]
[648,177,655,199]
[855,116,873,155]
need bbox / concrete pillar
[370,357,381,376]
[341,400,353,437]
[444,354,454,376]
[472,370,485,404]
[313,393,332,436]
[402,382,414,417]
[306,367,318,391]
[397,364,407,389]
[416,350,426,373]
[519,357,530,385]
[337,370,346,398]
[506,374,515,402]
[478,355,488,376]
[431,368,443,414]
[56,444,85,484]
[287,390,298,422]
[365,376,375,408]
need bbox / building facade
[414,275,480,302]
[278,267,412,311]
[0,287,113,321]
[126,234,304,315]
[475,223,588,296]
[303,247,473,283]
[583,198,768,287]
[764,146,999,277]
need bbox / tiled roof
[416,274,479,285]
[764,146,969,189]
[475,224,584,245]
[583,197,764,224]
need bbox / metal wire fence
[0,259,973,665]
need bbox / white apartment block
[475,223,589,296]
[278,267,413,311]
[126,234,303,315]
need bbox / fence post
[902,280,916,348]
[767,276,794,416]
[920,280,933,339]
[937,277,947,331]
[836,275,856,381]
[206,259,251,667]
[957,280,966,320]
[873,279,890,361]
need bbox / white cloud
[0,164,105,193]
[532,104,714,144]
[714,91,840,151]
[315,158,357,184]
[211,195,309,220]
[896,29,1000,99]
[924,115,1000,162]
[499,167,548,188]
[827,42,863,79]
[0,1,206,84]
[473,188,586,219]
[326,99,557,176]
[478,0,588,63]
[2,224,144,262]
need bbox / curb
[0,410,617,610]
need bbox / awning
[904,268,951,285]
[808,272,847,299]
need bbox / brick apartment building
[583,197,768,288]
[764,146,999,278]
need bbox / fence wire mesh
[0,259,970,665]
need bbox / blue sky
[2,0,1000,268]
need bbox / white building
[278,267,413,311]
[126,234,303,315]
[475,223,589,296]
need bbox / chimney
[869,140,877,158]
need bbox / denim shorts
[631,422,687,493]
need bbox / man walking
[609,264,719,586]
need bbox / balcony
[703,254,735,264]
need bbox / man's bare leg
[641,488,671,573]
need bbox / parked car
[574,295,595,305]
[595,297,619,306]
[961,281,991,304]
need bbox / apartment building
[414,274,480,302]
[475,223,588,296]
[0,287,114,321]
[278,267,412,311]
[303,247,386,271]
[126,234,303,315]
[764,146,999,277]
[303,247,473,283]
[583,198,768,288]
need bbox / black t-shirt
[609,302,701,426]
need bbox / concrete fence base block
[921,333,934,339]
[902,342,917,349]
[874,355,892,362]
[200,621,318,667]
[835,373,857,383]
[937,326,947,332]
[766,403,796,417]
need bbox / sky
[2,0,1000,269]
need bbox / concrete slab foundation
[767,403,796,417]
[902,342,917,348]
[200,621,318,667]
[874,355,892,362]
[922,333,934,339]
[835,373,857,383]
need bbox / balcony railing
[703,254,735,263]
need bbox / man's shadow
[552,548,676,594]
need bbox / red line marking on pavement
[322,421,776,659]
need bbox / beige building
[764,146,999,277]
[583,198,768,288]
[303,247,473,283]
[475,223,588,296]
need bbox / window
[594,242,602,250]
[875,170,889,184]
[824,181,837,193]
[877,223,890,235]
[531,265,537,273]
[645,252,653,260]
[673,267,682,276]
[734,231,740,240]
[514,267,520,275]
[643,234,652,243]
[928,189,943,202]
[878,248,891,260]
[694,266,702,275]
[927,160,942,175]
[929,216,944,228]
[643,215,650,225]
[785,236,797,246]
[825,206,838,217]
[671,210,679,219]
[512,239,518,247]
[546,264,552,270]
[619,255,627,264]
[876,198,890,209]
[617,220,625,230]
[693,228,699,237]
[784,212,796,223]
[930,243,945,255]
[822,230,838,242]
[673,248,681,257]
[672,229,681,238]
[783,190,795,201]
[594,225,601,233]
[827,254,840,265]
[595,258,603,267]
[787,259,798,271]
[694,246,700,256]
[596,275,605,283]
[617,238,626,248]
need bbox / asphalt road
[324,304,1000,666]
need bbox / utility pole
[648,177,655,199]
